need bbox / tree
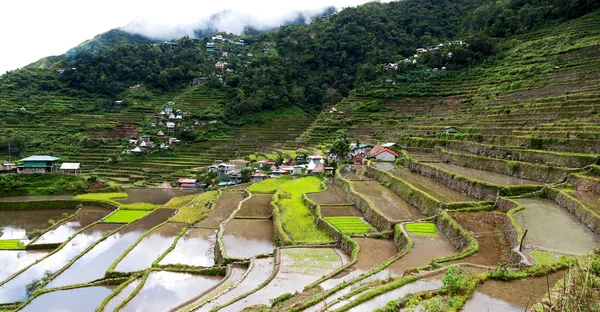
[275,154,284,167]
[241,167,254,183]
[331,137,351,162]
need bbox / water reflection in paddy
[20,285,116,312]
[102,279,141,312]
[115,223,183,272]
[222,219,276,259]
[0,209,74,240]
[0,223,120,304]
[0,250,49,282]
[159,228,216,267]
[32,206,112,245]
[46,209,173,288]
[122,271,221,312]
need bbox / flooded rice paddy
[373,162,476,203]
[430,162,541,185]
[226,248,345,310]
[114,222,184,272]
[308,182,352,205]
[352,180,424,221]
[46,209,173,288]
[235,193,272,218]
[32,206,112,245]
[320,205,362,217]
[514,198,600,255]
[347,278,443,311]
[0,209,74,240]
[20,285,116,312]
[195,191,245,228]
[0,250,49,282]
[178,263,247,311]
[118,188,198,205]
[0,223,120,303]
[222,219,276,258]
[462,270,565,312]
[159,228,217,267]
[199,257,274,312]
[103,279,141,312]
[121,271,222,312]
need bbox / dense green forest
[1,0,597,125]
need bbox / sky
[0,0,376,75]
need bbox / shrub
[507,161,519,171]
[442,265,466,295]
[25,271,52,297]
[27,229,43,240]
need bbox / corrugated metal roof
[60,163,80,170]
[21,156,60,162]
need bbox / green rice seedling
[0,239,25,250]
[405,222,438,238]
[103,210,150,223]
[324,217,373,234]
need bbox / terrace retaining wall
[435,147,575,183]
[546,188,600,235]
[365,164,440,216]
[334,169,394,231]
[568,174,600,194]
[445,140,598,168]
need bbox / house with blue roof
[17,155,60,174]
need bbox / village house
[141,135,151,142]
[270,169,286,178]
[292,165,303,175]
[157,130,165,137]
[258,160,276,169]
[445,126,457,134]
[206,42,215,52]
[17,156,60,174]
[351,143,373,155]
[178,178,199,190]
[251,173,268,182]
[166,122,176,132]
[60,163,81,175]
[311,163,325,175]
[215,61,227,70]
[169,138,181,144]
[2,162,16,171]
[163,41,178,50]
[371,148,399,162]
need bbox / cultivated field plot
[430,162,542,186]
[324,216,373,234]
[352,180,424,221]
[307,182,352,205]
[235,193,272,218]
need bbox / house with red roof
[178,178,198,189]
[371,148,399,162]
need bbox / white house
[292,165,303,175]
[372,148,399,162]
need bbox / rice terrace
[1,0,600,311]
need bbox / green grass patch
[405,222,438,238]
[0,174,91,197]
[72,192,161,210]
[248,176,293,194]
[103,210,150,223]
[324,217,372,234]
[0,239,25,250]
[169,191,219,224]
[276,177,330,243]
[531,251,557,265]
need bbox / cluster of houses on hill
[1,156,81,175]
[384,40,466,74]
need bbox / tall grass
[248,176,293,194]
[169,191,219,224]
[73,192,161,210]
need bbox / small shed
[444,126,457,134]
[60,163,81,175]
[178,178,198,189]
[157,130,165,137]
[251,173,268,182]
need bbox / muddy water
[353,181,424,221]
[320,205,362,217]
[462,270,565,312]
[320,238,398,291]
[199,257,274,312]
[373,163,476,203]
[235,194,272,218]
[32,206,112,245]
[102,279,141,312]
[222,219,276,259]
[159,228,216,267]
[20,285,116,312]
[347,278,443,311]
[46,209,173,288]
[122,271,222,312]
[312,235,455,311]
[117,188,199,205]
[450,211,512,266]
[178,264,247,310]
[514,198,600,255]
[195,192,245,228]
[0,209,74,240]
[226,248,344,310]
[430,162,541,185]
[308,182,352,205]
[0,250,49,282]
[115,223,184,272]
[0,223,120,304]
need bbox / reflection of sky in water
[0,226,115,303]
[103,280,141,312]
[462,292,523,312]
[123,272,220,312]
[20,286,114,312]
[33,221,82,245]
[0,250,48,282]
[115,224,182,272]
[160,229,216,267]
[0,226,27,240]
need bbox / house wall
[375,152,396,162]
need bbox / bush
[442,265,466,295]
